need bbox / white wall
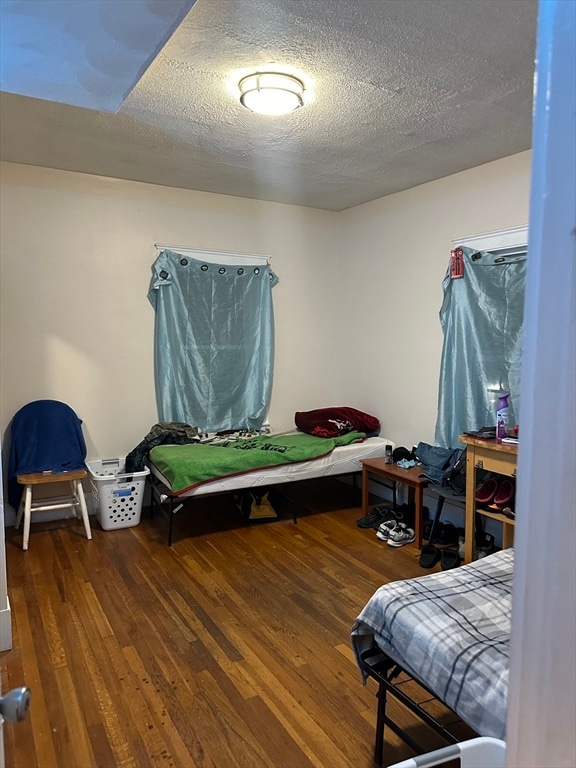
[336,151,532,448]
[0,161,341,459]
[0,152,531,521]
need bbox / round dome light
[239,72,305,116]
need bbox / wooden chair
[8,400,93,550]
[15,468,91,551]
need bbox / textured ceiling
[0,0,538,211]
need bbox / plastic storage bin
[387,737,506,768]
[87,457,149,530]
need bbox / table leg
[465,449,477,563]
[502,523,515,549]
[415,486,424,549]
[407,486,423,549]
[362,466,370,518]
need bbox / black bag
[447,449,467,495]
[447,449,489,495]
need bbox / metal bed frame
[147,470,362,546]
[357,644,474,766]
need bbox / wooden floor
[1,479,447,768]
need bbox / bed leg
[168,502,174,547]
[374,682,387,766]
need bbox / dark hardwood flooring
[1,479,446,768]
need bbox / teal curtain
[435,245,526,449]
[148,250,279,432]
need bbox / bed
[147,431,395,544]
[351,548,513,765]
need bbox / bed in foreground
[147,431,395,544]
[351,548,513,765]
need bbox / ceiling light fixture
[239,72,305,116]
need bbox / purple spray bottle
[496,392,510,441]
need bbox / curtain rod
[453,224,528,252]
[455,245,528,258]
[154,244,271,264]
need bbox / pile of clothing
[415,442,465,488]
[125,422,201,472]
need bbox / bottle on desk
[496,392,510,442]
[384,444,393,464]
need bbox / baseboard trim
[0,599,13,651]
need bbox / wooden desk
[361,458,428,548]
[459,435,518,563]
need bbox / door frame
[0,445,12,652]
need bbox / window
[148,248,279,432]
[435,227,528,448]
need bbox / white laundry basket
[88,457,149,530]
[387,737,506,768]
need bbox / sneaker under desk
[360,458,428,549]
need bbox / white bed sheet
[148,435,395,498]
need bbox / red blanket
[295,407,380,438]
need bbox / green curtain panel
[435,245,526,448]
[148,250,279,432]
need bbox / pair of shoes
[356,505,394,529]
[367,507,403,532]
[437,521,459,545]
[419,544,441,568]
[388,523,416,547]
[475,476,498,503]
[475,476,515,507]
[494,478,515,507]
[375,518,397,541]
[424,520,458,545]
[377,521,415,547]
[420,541,463,569]
[441,549,461,570]
[475,531,495,559]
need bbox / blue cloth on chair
[7,400,87,510]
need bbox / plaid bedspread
[351,548,513,739]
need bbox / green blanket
[149,431,366,495]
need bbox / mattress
[351,548,513,740]
[148,434,394,498]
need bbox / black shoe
[474,531,496,558]
[372,507,404,530]
[419,544,441,568]
[441,549,462,570]
[356,506,393,529]
[437,521,459,545]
